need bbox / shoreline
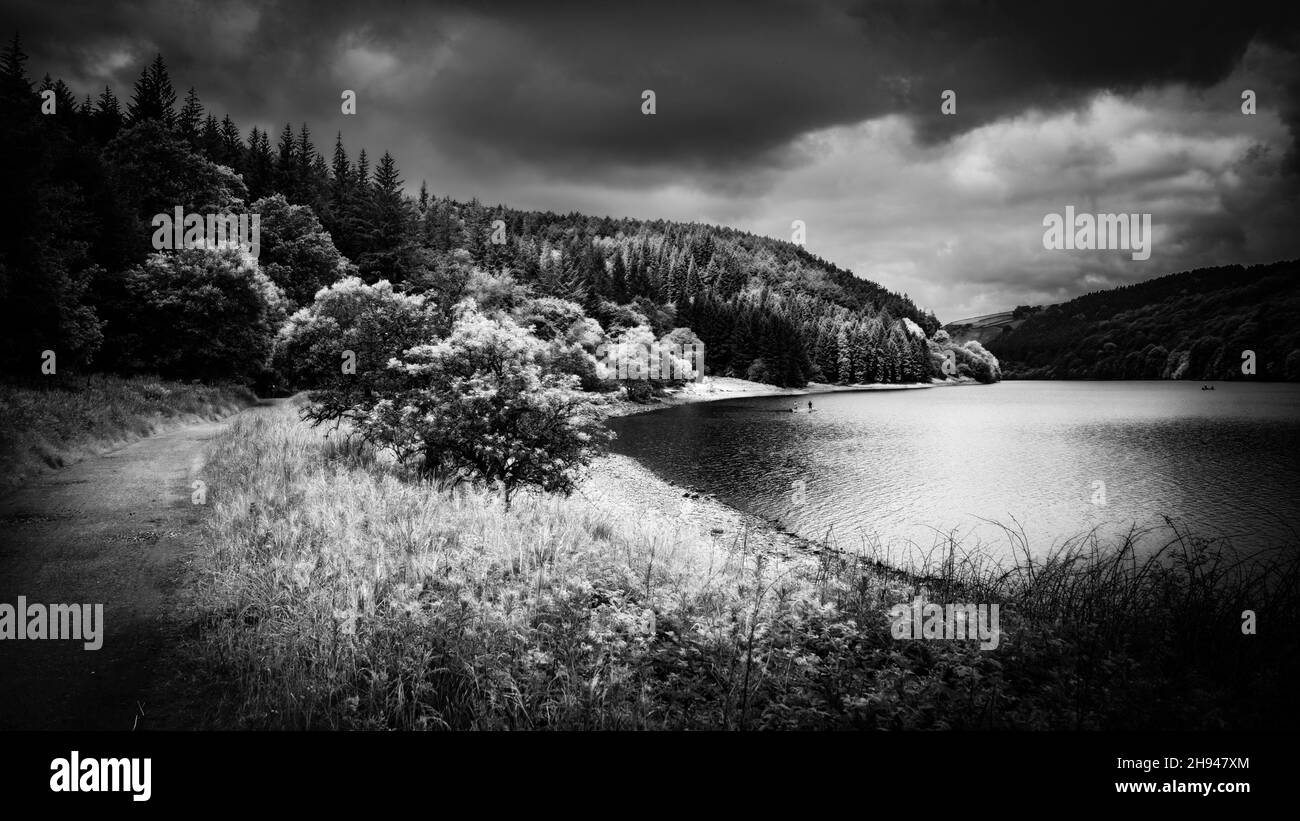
[576,453,820,574]
[603,374,980,418]
[585,375,983,570]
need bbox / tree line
[0,40,997,391]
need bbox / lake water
[607,381,1300,563]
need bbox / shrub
[515,296,607,390]
[357,301,612,506]
[623,380,655,403]
[959,340,1002,383]
[119,246,284,383]
[250,194,351,308]
[273,276,440,423]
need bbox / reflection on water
[608,382,1300,560]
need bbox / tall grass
[0,374,258,493]
[183,401,1300,730]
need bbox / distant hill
[985,259,1300,380]
[943,310,1024,346]
[441,202,942,333]
[408,202,951,387]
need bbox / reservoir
[608,381,1300,563]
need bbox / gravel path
[0,403,272,730]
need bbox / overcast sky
[10,0,1300,321]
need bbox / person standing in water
[807,401,813,411]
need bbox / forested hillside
[987,260,1300,380]
[0,41,996,391]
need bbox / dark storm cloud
[5,0,1300,320]
[864,0,1300,182]
[10,0,1297,178]
[859,0,1271,136]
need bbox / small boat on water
[1201,384,1215,391]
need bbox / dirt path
[0,403,270,730]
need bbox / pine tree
[462,198,489,265]
[178,87,202,146]
[714,251,745,298]
[339,148,376,265]
[128,53,177,128]
[662,252,682,302]
[853,324,873,384]
[219,114,243,170]
[911,334,931,382]
[331,133,351,186]
[200,114,221,160]
[730,307,760,376]
[626,246,651,297]
[245,126,274,200]
[372,151,404,241]
[683,256,701,299]
[80,93,94,139]
[373,150,401,197]
[431,198,458,252]
[609,251,628,303]
[883,338,901,383]
[317,133,354,258]
[354,148,370,191]
[484,207,511,272]
[38,75,79,131]
[836,325,853,385]
[274,122,296,200]
[817,320,839,383]
[91,86,122,143]
[310,151,329,213]
[645,241,666,297]
[296,123,315,177]
[0,34,31,101]
[296,122,320,205]
[326,132,351,227]
[364,151,409,282]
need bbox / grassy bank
[181,400,1299,730]
[0,375,258,494]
